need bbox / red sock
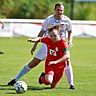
[41,75,50,85]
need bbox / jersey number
[49,49,56,56]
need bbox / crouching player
[28,25,70,88]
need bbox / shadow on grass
[0,85,14,90]
[28,86,51,91]
[0,84,51,90]
[0,84,16,94]
[0,84,51,94]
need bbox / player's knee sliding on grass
[39,71,62,89]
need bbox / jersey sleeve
[40,37,49,44]
[64,16,72,32]
[41,17,49,32]
[61,40,69,52]
[67,18,72,32]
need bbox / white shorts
[35,43,47,60]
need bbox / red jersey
[41,36,68,69]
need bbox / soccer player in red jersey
[28,25,70,88]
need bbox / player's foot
[70,85,75,90]
[39,72,45,84]
[7,79,16,86]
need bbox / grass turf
[0,37,96,96]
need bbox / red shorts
[45,65,65,85]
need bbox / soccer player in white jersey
[7,2,75,89]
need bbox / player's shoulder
[46,15,54,20]
[62,15,71,19]
[61,38,66,43]
[62,15,71,21]
[42,36,50,40]
[59,39,67,45]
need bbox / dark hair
[48,25,61,33]
[54,2,64,9]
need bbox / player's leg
[44,72,54,84]
[7,57,41,86]
[51,67,64,88]
[51,81,56,88]
[7,44,47,86]
[65,58,75,89]
[39,71,54,85]
[39,67,64,89]
[15,57,41,81]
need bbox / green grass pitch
[0,37,96,96]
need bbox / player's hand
[27,39,32,42]
[27,38,36,55]
[30,45,36,55]
[49,61,57,65]
[67,42,73,48]
[30,42,38,55]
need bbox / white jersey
[35,15,72,60]
[41,15,72,38]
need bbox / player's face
[54,5,64,18]
[49,29,60,43]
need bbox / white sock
[65,64,74,86]
[15,64,31,81]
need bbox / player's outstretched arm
[27,37,42,54]
[30,30,45,55]
[27,37,42,43]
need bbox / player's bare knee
[45,74,53,84]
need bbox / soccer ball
[14,81,27,94]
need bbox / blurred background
[0,0,96,38]
[0,1,96,96]
[0,0,96,20]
